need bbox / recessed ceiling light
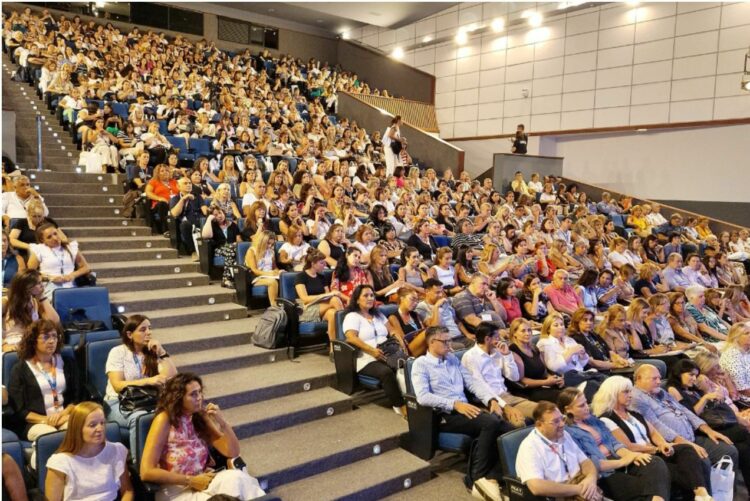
[491,18,505,33]
[455,31,468,45]
[422,35,432,43]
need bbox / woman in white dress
[45,401,135,501]
[382,115,402,177]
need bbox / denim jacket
[566,416,625,476]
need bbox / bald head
[634,364,662,394]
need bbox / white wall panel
[672,53,717,80]
[562,91,595,112]
[632,60,673,84]
[479,85,504,104]
[533,76,564,97]
[669,99,714,122]
[629,103,670,124]
[355,2,750,139]
[675,7,721,36]
[563,71,597,93]
[477,101,503,121]
[631,81,672,105]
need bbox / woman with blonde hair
[45,401,134,501]
[537,312,605,400]
[590,377,713,501]
[720,322,750,399]
[597,304,667,376]
[477,243,509,286]
[245,230,281,306]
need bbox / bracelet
[159,352,170,359]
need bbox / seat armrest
[332,340,357,395]
[198,239,213,275]
[502,476,551,501]
[234,265,252,307]
[404,394,439,460]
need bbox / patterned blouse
[159,415,209,476]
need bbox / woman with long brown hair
[45,401,135,501]
[2,269,60,352]
[140,373,265,500]
[105,314,177,454]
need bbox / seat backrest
[433,235,451,248]
[2,352,19,386]
[378,304,398,318]
[497,426,534,479]
[279,271,298,300]
[167,136,187,150]
[134,412,156,474]
[86,339,121,398]
[236,242,251,267]
[52,287,113,329]
[335,310,347,341]
[405,357,417,395]
[192,138,211,154]
[37,422,120,495]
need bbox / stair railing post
[36,115,43,171]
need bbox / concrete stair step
[42,193,124,205]
[137,302,247,329]
[381,470,475,501]
[31,182,121,195]
[223,387,353,439]
[156,318,257,354]
[91,258,199,278]
[75,236,171,251]
[271,448,431,501]
[202,354,335,409]
[55,217,146,228]
[172,343,288,375]
[97,272,209,293]
[64,226,152,238]
[22,170,124,184]
[47,205,124,218]
[110,285,234,311]
[242,404,408,489]
[83,247,179,263]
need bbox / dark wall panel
[336,41,435,104]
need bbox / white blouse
[342,312,389,372]
[47,441,128,501]
[30,241,79,289]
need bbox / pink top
[159,415,209,476]
[501,297,522,323]
[543,283,582,313]
[331,266,370,299]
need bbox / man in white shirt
[2,175,48,227]
[516,402,602,500]
[241,179,266,213]
[461,322,535,426]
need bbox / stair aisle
[3,53,461,500]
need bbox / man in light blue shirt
[662,253,692,292]
[412,326,514,501]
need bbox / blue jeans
[105,398,147,461]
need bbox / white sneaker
[472,477,501,501]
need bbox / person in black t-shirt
[511,124,528,155]
[294,249,345,354]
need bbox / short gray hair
[685,285,705,301]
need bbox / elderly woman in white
[720,322,750,399]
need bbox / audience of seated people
[3,7,750,500]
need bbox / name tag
[481,313,493,321]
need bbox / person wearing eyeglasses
[516,401,602,501]
[8,319,80,468]
[412,325,515,501]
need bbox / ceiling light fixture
[95,0,106,8]
[341,31,350,40]
[455,30,468,45]
[528,12,543,27]
[491,18,505,32]
[422,35,432,43]
[742,48,750,91]
[392,47,404,59]
[626,1,640,6]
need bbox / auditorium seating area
[3,5,750,501]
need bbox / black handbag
[119,385,161,415]
[377,337,407,371]
[63,308,107,338]
[74,272,97,287]
[701,400,738,429]
[389,140,403,155]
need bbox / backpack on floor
[252,306,288,349]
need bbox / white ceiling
[215,2,457,34]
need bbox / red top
[148,178,179,208]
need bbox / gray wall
[337,41,435,104]
[2,111,16,164]
[338,93,463,175]
[492,153,563,194]
[655,201,750,230]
